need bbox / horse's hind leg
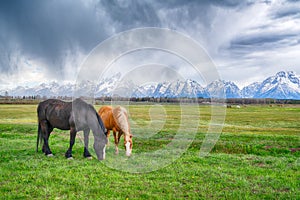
[65,127,76,159]
[40,120,53,156]
[83,128,92,159]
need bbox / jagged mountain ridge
[254,71,300,99]
[2,71,300,99]
[149,79,208,98]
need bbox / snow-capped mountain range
[2,71,300,99]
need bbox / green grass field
[0,103,299,199]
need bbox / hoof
[67,157,74,160]
[86,156,93,160]
[47,154,54,157]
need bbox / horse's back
[71,98,105,132]
[37,99,72,129]
[98,105,129,133]
[37,99,64,119]
[98,106,115,130]
[98,106,113,115]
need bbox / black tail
[36,122,43,152]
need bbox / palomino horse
[37,98,107,160]
[98,106,133,156]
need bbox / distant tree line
[95,97,300,104]
[1,96,300,104]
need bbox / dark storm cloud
[0,0,108,75]
[228,0,300,57]
[0,0,299,84]
[271,1,300,19]
[154,0,254,8]
[98,0,161,29]
[0,0,255,75]
[230,33,299,48]
[0,0,169,77]
[0,1,150,75]
[274,9,300,19]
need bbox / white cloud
[208,0,300,87]
[0,57,47,89]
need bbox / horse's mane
[73,98,106,135]
[113,106,130,134]
[96,110,106,135]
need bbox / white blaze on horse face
[103,145,106,160]
[125,141,131,156]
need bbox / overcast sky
[0,0,299,89]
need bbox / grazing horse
[37,98,107,160]
[98,106,133,156]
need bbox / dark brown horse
[37,98,107,160]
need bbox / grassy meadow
[0,103,299,199]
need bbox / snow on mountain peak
[3,71,300,99]
[241,82,261,98]
[253,71,300,99]
[206,79,240,98]
[276,71,287,77]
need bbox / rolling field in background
[0,103,299,199]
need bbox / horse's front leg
[106,130,111,148]
[65,127,76,159]
[83,128,92,159]
[113,131,119,155]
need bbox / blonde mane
[113,106,130,135]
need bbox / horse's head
[124,133,133,156]
[94,137,107,160]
